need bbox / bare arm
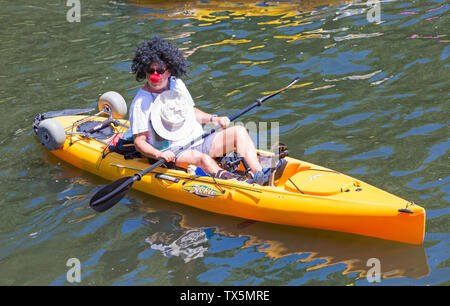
[194,107,230,127]
[133,132,175,162]
[194,107,213,124]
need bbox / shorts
[167,133,217,163]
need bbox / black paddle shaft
[90,77,299,211]
[228,76,299,122]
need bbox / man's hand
[213,116,231,128]
[158,150,176,162]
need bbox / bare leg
[209,126,263,174]
[175,150,221,175]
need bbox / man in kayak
[129,36,267,184]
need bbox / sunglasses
[147,67,167,75]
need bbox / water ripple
[0,0,447,286]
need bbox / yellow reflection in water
[127,0,355,22]
[136,196,429,281]
[127,0,358,55]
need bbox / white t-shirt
[129,77,204,151]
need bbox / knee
[232,125,248,140]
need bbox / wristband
[210,114,217,122]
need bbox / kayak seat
[108,131,141,159]
[107,130,180,170]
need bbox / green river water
[0,0,448,286]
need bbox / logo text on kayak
[183,184,224,198]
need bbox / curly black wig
[131,36,187,82]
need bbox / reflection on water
[127,0,354,21]
[0,0,448,285]
[145,228,209,263]
[137,196,429,284]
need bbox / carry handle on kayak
[89,77,300,212]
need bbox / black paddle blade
[90,176,135,212]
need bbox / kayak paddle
[90,77,300,212]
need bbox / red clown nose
[150,73,161,83]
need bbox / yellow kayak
[34,113,425,245]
